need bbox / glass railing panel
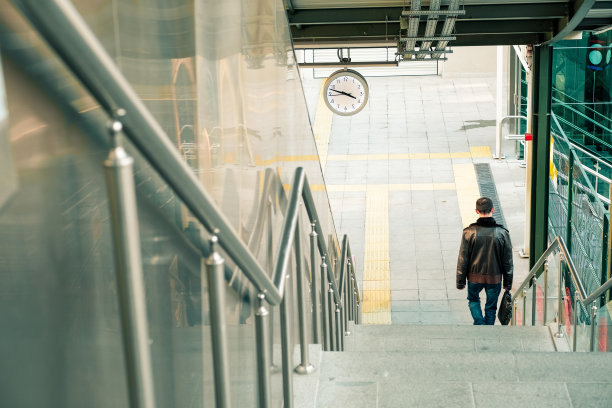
[524,284,534,326]
[595,303,612,352]
[0,1,337,406]
[573,300,592,352]
[514,292,526,326]
[545,254,562,328]
[532,272,547,326]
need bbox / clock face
[323,69,369,116]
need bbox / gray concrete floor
[303,73,530,325]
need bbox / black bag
[497,290,512,325]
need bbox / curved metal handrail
[12,2,362,408]
[16,0,360,304]
[512,236,587,304]
[11,0,357,310]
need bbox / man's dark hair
[476,197,494,214]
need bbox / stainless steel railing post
[531,276,537,326]
[266,206,279,373]
[328,283,336,351]
[590,305,598,352]
[255,294,272,408]
[295,223,314,375]
[279,272,294,408]
[103,120,156,408]
[522,289,527,326]
[344,261,351,336]
[573,290,579,351]
[555,255,564,338]
[355,289,361,325]
[336,304,343,351]
[205,236,232,408]
[309,223,320,344]
[320,258,330,351]
[543,260,548,323]
[512,300,517,326]
[348,263,354,322]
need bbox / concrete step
[345,324,556,352]
[316,350,612,407]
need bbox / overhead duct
[431,0,462,59]
[397,0,464,61]
[416,0,441,60]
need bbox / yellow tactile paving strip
[362,185,392,324]
[326,183,456,192]
[454,163,481,228]
[253,146,491,167]
[328,146,491,162]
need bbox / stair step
[316,351,612,407]
[345,324,555,352]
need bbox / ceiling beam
[577,18,612,30]
[290,20,554,40]
[287,3,568,25]
[292,33,547,47]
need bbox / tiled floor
[303,73,530,325]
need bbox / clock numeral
[358,99,362,103]
[337,104,340,108]
[358,84,361,89]
[360,92,364,95]
[331,99,335,103]
[343,76,347,81]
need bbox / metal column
[529,45,553,268]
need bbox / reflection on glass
[0,0,339,406]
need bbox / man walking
[456,197,513,325]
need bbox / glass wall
[548,32,612,347]
[552,33,612,156]
[0,0,336,406]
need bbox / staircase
[295,324,612,408]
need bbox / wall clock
[323,69,369,116]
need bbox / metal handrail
[511,235,612,351]
[10,0,356,309]
[11,0,285,305]
[511,236,586,304]
[10,2,362,408]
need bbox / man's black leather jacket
[456,217,513,290]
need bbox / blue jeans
[467,282,502,325]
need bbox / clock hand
[330,90,357,99]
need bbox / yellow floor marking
[252,146,492,167]
[327,147,490,162]
[454,163,481,228]
[362,185,391,325]
[325,183,456,193]
[313,82,333,172]
[255,154,319,166]
[470,145,492,158]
